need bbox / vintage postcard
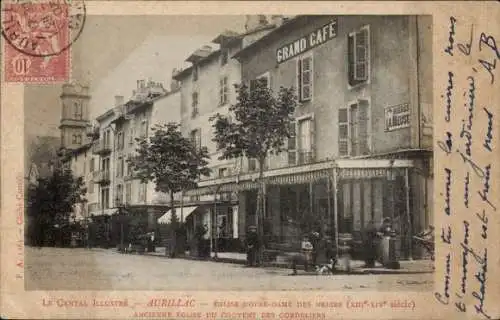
[1,1,498,319]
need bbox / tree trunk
[170,191,176,257]
[257,156,267,264]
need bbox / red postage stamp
[1,0,86,83]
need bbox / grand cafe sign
[276,19,338,64]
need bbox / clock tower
[59,82,91,150]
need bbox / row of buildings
[59,15,433,258]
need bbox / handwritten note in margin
[435,12,499,320]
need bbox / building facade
[59,79,182,247]
[174,15,285,251]
[184,15,433,259]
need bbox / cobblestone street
[25,247,433,291]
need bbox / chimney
[271,15,284,27]
[245,15,268,31]
[115,95,124,107]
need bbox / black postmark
[1,0,86,57]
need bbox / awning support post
[405,167,413,260]
[332,168,339,258]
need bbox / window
[221,49,229,66]
[348,26,370,87]
[297,55,313,101]
[219,76,228,106]
[248,158,257,172]
[116,157,124,177]
[88,180,94,194]
[298,117,314,164]
[249,73,269,92]
[125,182,132,204]
[128,128,134,144]
[117,132,124,150]
[287,122,297,165]
[193,64,199,81]
[74,102,83,119]
[218,167,228,178]
[191,92,199,118]
[338,100,370,157]
[116,184,123,206]
[72,134,82,145]
[288,117,315,165]
[140,120,148,138]
[101,187,110,209]
[190,129,201,150]
[90,158,94,172]
[138,183,147,202]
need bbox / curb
[120,250,433,275]
[162,254,433,275]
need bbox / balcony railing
[297,150,315,165]
[92,140,112,155]
[94,170,110,184]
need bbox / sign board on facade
[385,103,410,131]
[276,20,337,64]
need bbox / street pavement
[25,247,433,291]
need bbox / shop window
[297,54,313,101]
[348,26,370,87]
[191,92,199,118]
[219,76,228,106]
[338,100,370,157]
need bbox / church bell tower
[59,82,91,150]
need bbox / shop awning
[157,206,198,224]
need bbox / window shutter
[338,109,349,156]
[354,29,369,81]
[350,105,359,156]
[358,100,370,155]
[297,59,302,99]
[288,122,296,165]
[249,79,257,92]
[309,118,316,162]
[300,56,312,101]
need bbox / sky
[24,15,246,138]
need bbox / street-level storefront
[158,201,241,255]
[186,158,430,260]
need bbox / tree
[27,165,87,246]
[210,79,298,243]
[128,122,211,233]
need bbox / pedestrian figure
[291,235,313,275]
[246,226,260,267]
[363,220,378,268]
[309,231,320,268]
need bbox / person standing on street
[246,226,260,267]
